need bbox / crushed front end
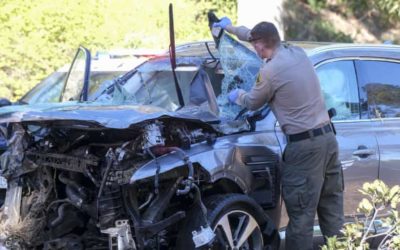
[0,117,222,249]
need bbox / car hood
[0,101,223,130]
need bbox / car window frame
[60,46,91,102]
[354,58,400,120]
[314,57,362,122]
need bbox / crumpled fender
[130,139,255,193]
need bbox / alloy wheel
[212,210,263,250]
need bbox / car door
[315,59,380,216]
[355,59,400,190]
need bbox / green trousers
[282,132,344,250]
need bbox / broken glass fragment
[216,33,262,120]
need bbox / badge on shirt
[256,73,262,85]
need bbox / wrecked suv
[0,15,282,250]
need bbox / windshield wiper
[117,69,138,86]
[100,69,138,96]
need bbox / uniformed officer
[214,18,345,250]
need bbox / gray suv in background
[306,44,400,218]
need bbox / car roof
[171,40,333,58]
[173,41,220,57]
[142,39,400,71]
[305,43,400,64]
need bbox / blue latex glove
[228,89,239,103]
[213,17,232,29]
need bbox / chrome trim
[333,119,382,124]
[274,118,387,126]
[309,44,400,57]
[315,57,400,68]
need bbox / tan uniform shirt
[228,26,330,135]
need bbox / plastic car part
[192,226,215,248]
[142,122,165,150]
[101,220,136,250]
[177,194,279,249]
[0,180,22,227]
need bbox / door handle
[352,149,375,158]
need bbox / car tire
[176,194,279,250]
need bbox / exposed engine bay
[0,108,281,249]
[0,119,223,249]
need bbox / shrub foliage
[0,0,237,101]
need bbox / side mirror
[0,98,12,107]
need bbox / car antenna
[169,3,185,108]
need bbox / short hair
[250,22,281,48]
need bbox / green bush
[0,0,236,101]
[342,0,400,24]
[322,180,400,250]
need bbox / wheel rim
[212,210,263,250]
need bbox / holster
[328,108,337,135]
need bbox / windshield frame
[60,46,91,102]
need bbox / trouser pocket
[282,175,309,211]
[324,163,344,194]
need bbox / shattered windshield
[216,33,262,119]
[93,33,261,120]
[94,57,203,111]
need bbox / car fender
[130,133,280,194]
[130,141,255,193]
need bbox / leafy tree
[301,0,400,25]
[341,0,400,25]
[0,0,237,101]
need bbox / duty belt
[287,123,332,142]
